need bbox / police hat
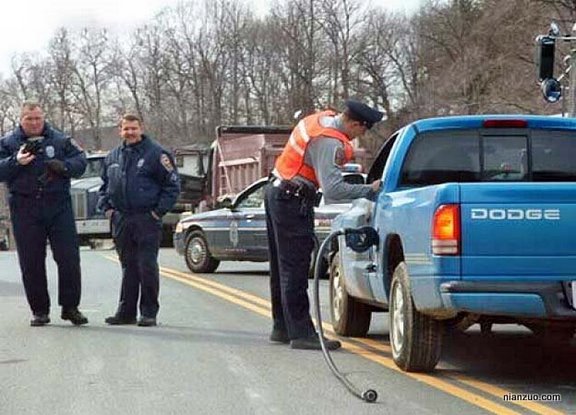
[344,99,384,129]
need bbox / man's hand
[16,145,35,165]
[45,159,67,175]
[371,179,381,193]
[105,209,115,220]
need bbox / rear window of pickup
[400,129,576,186]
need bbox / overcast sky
[0,0,421,76]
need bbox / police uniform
[0,124,88,325]
[98,135,180,325]
[265,100,383,349]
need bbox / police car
[173,173,365,274]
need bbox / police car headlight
[175,222,184,234]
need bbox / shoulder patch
[160,153,174,172]
[333,147,346,167]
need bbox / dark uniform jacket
[0,124,87,196]
[97,135,180,217]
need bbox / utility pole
[569,23,576,117]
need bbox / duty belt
[272,178,319,204]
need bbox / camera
[22,138,44,155]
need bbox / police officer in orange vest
[265,100,383,350]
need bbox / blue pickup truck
[330,115,576,372]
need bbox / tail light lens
[432,204,460,255]
[483,119,527,128]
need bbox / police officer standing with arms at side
[98,114,180,327]
[0,101,89,327]
[266,100,383,350]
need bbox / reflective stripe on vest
[274,111,354,186]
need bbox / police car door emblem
[230,221,239,247]
[137,158,145,168]
[45,146,55,158]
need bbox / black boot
[137,317,157,327]
[61,308,88,326]
[290,333,341,351]
[105,314,137,325]
[269,328,290,344]
[30,314,50,327]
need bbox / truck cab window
[81,157,105,179]
[482,136,527,181]
[400,131,480,186]
[366,131,400,184]
[531,131,576,181]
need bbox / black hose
[312,228,378,403]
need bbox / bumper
[174,232,185,255]
[75,219,110,236]
[440,281,576,319]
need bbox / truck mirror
[536,35,556,81]
[541,78,562,103]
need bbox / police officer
[98,114,180,327]
[266,99,383,350]
[0,101,89,326]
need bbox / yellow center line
[103,256,559,415]
[159,266,271,309]
[348,337,564,415]
[155,265,523,415]
[162,271,271,318]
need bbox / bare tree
[271,0,322,115]
[317,0,365,103]
[69,28,114,150]
[47,28,80,134]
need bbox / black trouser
[112,212,161,319]
[265,183,316,340]
[9,193,81,315]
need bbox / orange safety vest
[274,111,354,187]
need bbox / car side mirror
[343,173,366,185]
[217,198,233,209]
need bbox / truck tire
[329,252,371,337]
[185,231,220,273]
[389,262,442,372]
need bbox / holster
[276,180,319,206]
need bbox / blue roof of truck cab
[409,114,576,133]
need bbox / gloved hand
[45,159,67,176]
[16,145,35,165]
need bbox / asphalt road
[0,247,574,415]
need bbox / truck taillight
[432,204,460,255]
[482,119,527,128]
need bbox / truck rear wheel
[329,252,371,337]
[185,231,220,273]
[389,262,442,372]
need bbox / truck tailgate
[460,183,576,278]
